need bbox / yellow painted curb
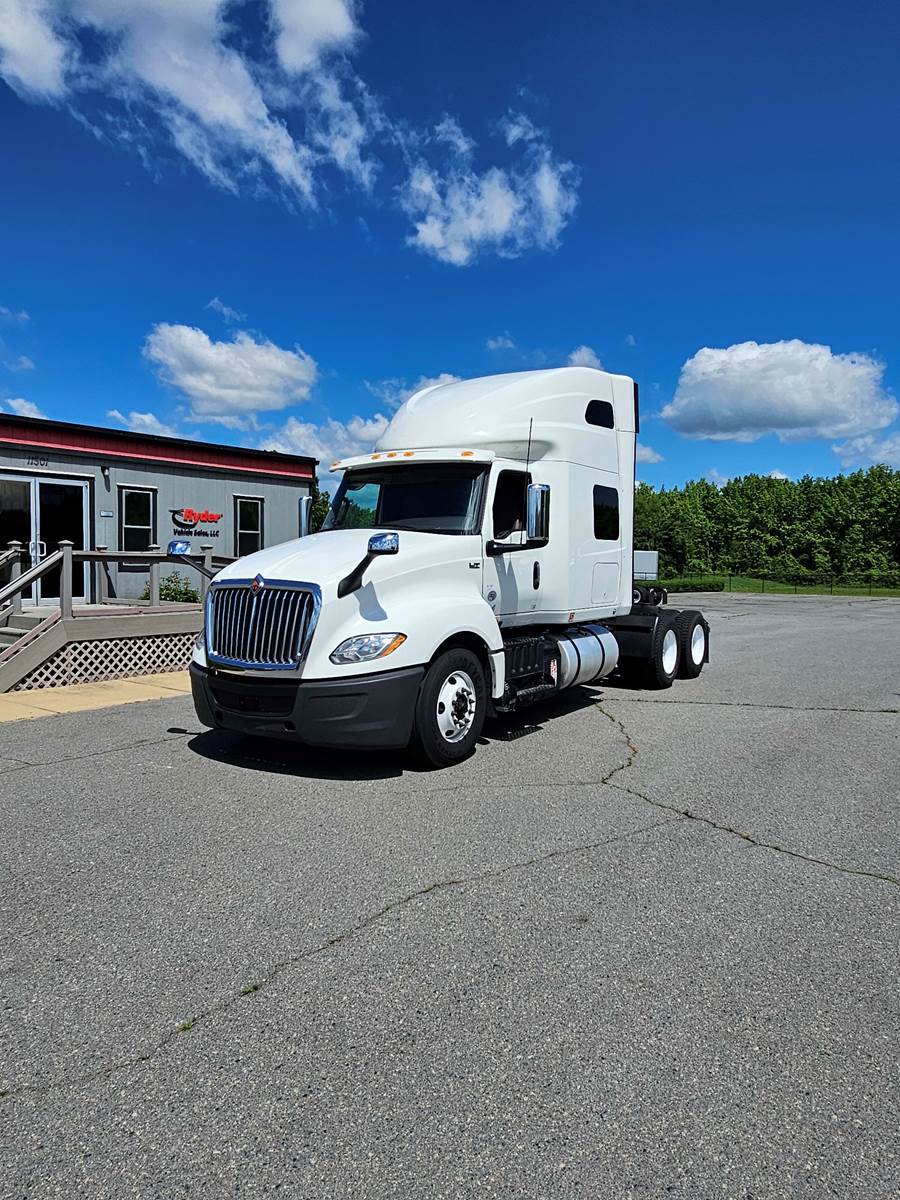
[0,672,192,722]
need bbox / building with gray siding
[0,413,316,602]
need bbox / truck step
[495,680,559,712]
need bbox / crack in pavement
[599,696,899,715]
[3,689,896,1103]
[595,703,900,889]
[0,732,189,777]
[0,814,678,1102]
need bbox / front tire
[411,649,487,768]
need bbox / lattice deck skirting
[14,633,195,690]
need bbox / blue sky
[2,0,900,488]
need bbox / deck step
[5,613,46,631]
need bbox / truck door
[484,469,541,617]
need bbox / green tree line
[634,465,900,584]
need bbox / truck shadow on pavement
[183,688,604,781]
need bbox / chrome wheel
[661,628,678,676]
[435,669,477,743]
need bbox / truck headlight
[330,632,406,665]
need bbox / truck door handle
[533,561,540,590]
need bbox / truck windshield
[323,463,487,535]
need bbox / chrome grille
[206,581,320,670]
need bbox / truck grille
[206,580,321,670]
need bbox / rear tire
[410,648,487,768]
[642,618,680,689]
[675,610,707,678]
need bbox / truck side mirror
[338,532,400,598]
[526,484,550,542]
[368,532,399,555]
[299,494,312,537]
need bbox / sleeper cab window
[235,497,263,556]
[120,487,154,552]
[585,399,615,429]
[593,485,619,540]
[492,470,530,541]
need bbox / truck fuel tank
[553,624,620,688]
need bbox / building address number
[26,454,50,467]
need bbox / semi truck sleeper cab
[188,367,709,767]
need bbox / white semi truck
[187,367,709,767]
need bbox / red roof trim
[0,422,314,481]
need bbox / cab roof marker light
[386,451,398,458]
[371,453,381,459]
[403,450,415,456]
[461,450,474,457]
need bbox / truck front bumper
[190,662,424,750]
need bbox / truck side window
[585,399,615,429]
[493,471,530,540]
[593,485,619,540]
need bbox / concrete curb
[0,671,191,722]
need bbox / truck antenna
[525,417,533,475]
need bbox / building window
[492,471,530,541]
[235,497,264,557]
[585,399,615,429]
[119,487,155,551]
[593,485,619,540]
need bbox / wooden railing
[0,547,65,619]
[0,540,236,622]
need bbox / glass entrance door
[0,476,35,601]
[35,479,89,604]
[0,475,89,605]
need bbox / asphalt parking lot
[1,593,898,1199]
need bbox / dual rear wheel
[675,609,707,679]
[622,608,708,689]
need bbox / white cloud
[625,333,636,348]
[264,411,390,488]
[301,69,381,189]
[705,468,731,488]
[205,297,245,324]
[0,4,580,266]
[486,333,515,351]
[399,114,578,266]
[269,0,359,75]
[365,372,460,410]
[0,0,69,97]
[832,431,900,470]
[4,396,45,418]
[567,344,602,369]
[4,354,35,371]
[662,340,898,443]
[500,111,539,146]
[0,305,29,323]
[636,443,663,464]
[434,116,474,156]
[0,0,319,203]
[108,408,178,438]
[768,467,790,480]
[144,323,317,427]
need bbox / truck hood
[213,527,473,595]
